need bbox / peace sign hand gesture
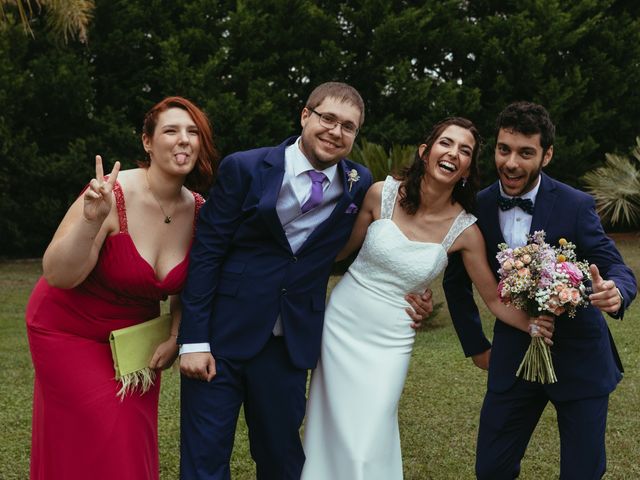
[84,155,121,223]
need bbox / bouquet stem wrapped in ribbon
[496,231,591,384]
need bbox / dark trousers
[180,336,308,480]
[476,381,609,480]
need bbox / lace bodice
[347,176,477,307]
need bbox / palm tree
[0,0,94,43]
[582,137,640,229]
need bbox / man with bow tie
[176,82,432,480]
[443,101,636,479]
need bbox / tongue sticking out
[176,153,188,165]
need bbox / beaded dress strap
[111,181,128,233]
[191,192,205,234]
[441,211,477,252]
[380,176,400,220]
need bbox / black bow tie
[498,195,534,214]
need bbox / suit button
[281,288,287,295]
[292,256,298,262]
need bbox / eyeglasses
[307,107,359,137]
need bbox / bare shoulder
[366,180,385,199]
[360,180,385,218]
[111,168,141,190]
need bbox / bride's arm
[335,182,382,261]
[454,225,553,340]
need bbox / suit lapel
[529,173,557,234]
[259,139,293,252]
[478,183,507,274]
[481,182,506,250]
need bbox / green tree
[464,0,640,183]
[2,0,640,256]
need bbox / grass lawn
[1,238,638,479]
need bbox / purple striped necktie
[301,170,326,213]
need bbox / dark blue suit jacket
[179,136,372,369]
[444,173,636,401]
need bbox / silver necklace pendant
[164,216,172,224]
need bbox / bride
[301,117,552,479]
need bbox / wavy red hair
[140,96,218,193]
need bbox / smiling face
[299,97,362,170]
[142,107,200,175]
[420,125,475,186]
[495,127,553,196]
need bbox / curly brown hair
[496,101,555,156]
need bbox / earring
[461,177,468,187]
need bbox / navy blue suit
[444,173,636,479]
[178,136,372,479]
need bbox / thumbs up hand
[588,264,623,313]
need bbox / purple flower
[345,203,358,214]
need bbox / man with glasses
[178,82,432,479]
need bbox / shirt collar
[289,137,338,183]
[499,175,541,202]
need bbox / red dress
[26,182,203,480]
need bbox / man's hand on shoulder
[180,352,217,382]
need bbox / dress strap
[380,176,400,220]
[111,181,128,233]
[191,192,205,234]
[441,211,477,252]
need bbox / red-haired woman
[25,97,218,480]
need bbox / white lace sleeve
[441,211,477,252]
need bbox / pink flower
[545,294,566,315]
[497,280,510,299]
[558,288,571,303]
[502,259,514,271]
[521,254,532,264]
[569,288,582,305]
[553,305,566,315]
[557,262,584,286]
[517,267,530,277]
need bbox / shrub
[350,139,415,182]
[582,137,640,230]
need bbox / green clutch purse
[109,314,172,399]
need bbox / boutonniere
[347,169,360,192]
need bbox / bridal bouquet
[496,231,591,383]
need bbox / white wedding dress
[301,176,476,480]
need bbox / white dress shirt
[283,137,339,212]
[498,177,541,248]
